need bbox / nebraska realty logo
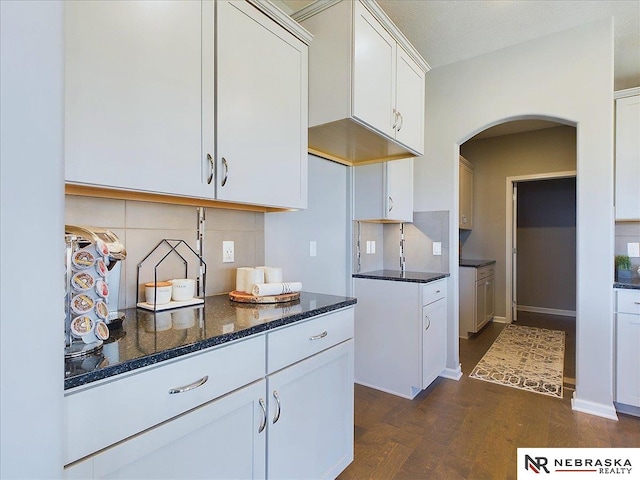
[518,449,639,478]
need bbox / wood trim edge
[65,184,289,213]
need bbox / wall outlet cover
[222,240,234,263]
[433,242,442,256]
[628,242,640,258]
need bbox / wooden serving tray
[229,290,300,304]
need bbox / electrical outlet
[371,240,375,254]
[222,241,234,263]
[433,242,442,256]
[366,241,371,254]
[628,242,640,258]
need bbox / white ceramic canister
[170,278,196,301]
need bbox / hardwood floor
[338,320,640,480]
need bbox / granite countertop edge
[64,296,357,391]
[614,280,640,290]
[352,270,449,283]
[459,259,497,268]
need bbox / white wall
[265,155,351,296]
[1,1,65,477]
[416,19,616,418]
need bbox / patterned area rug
[469,324,565,398]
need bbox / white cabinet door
[352,0,396,139]
[615,95,640,220]
[386,158,414,222]
[65,380,267,479]
[216,0,308,209]
[395,46,425,154]
[459,158,474,229]
[422,298,446,389]
[485,276,495,324]
[354,158,413,222]
[267,341,354,480]
[65,0,213,198]
[616,313,640,407]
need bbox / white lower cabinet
[615,289,640,413]
[64,307,355,479]
[267,341,354,480]
[459,264,495,338]
[65,380,266,479]
[354,277,447,399]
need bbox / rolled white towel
[252,282,302,297]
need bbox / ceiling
[277,0,639,138]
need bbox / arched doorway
[456,118,578,391]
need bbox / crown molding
[247,0,313,45]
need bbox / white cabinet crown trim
[293,0,429,72]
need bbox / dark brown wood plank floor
[338,319,640,480]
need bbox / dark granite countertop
[614,278,640,290]
[352,270,449,283]
[65,291,356,390]
[459,259,496,268]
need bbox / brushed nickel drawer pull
[168,375,208,394]
[258,398,267,433]
[309,331,328,341]
[425,315,431,331]
[206,154,214,185]
[272,390,281,424]
[221,157,229,187]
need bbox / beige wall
[65,196,265,309]
[460,125,577,317]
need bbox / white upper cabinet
[354,158,413,223]
[65,0,310,210]
[615,91,640,221]
[294,0,428,165]
[459,156,474,229]
[65,0,213,198]
[216,1,309,210]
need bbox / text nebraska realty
[525,455,633,474]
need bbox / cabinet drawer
[422,280,446,306]
[65,335,265,465]
[267,308,354,374]
[477,264,495,281]
[617,289,640,315]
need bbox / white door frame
[505,170,577,324]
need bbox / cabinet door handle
[168,375,208,394]
[221,157,229,187]
[272,390,281,424]
[634,302,640,305]
[397,112,403,132]
[309,330,328,341]
[424,315,431,331]
[258,397,267,433]
[392,108,399,129]
[206,154,214,185]
[435,290,441,294]
[388,196,394,212]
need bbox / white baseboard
[440,365,462,381]
[492,316,507,324]
[571,392,618,420]
[517,305,576,317]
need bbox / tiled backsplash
[354,211,450,273]
[65,196,265,309]
[615,221,640,278]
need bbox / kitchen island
[64,291,356,480]
[352,270,449,399]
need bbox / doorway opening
[457,119,578,392]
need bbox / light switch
[366,241,371,254]
[310,240,317,257]
[433,242,442,256]
[628,242,640,258]
[371,241,376,254]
